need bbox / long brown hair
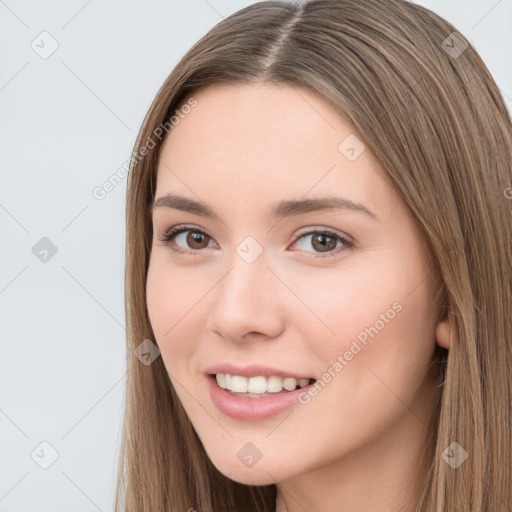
[115,1,512,510]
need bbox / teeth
[215,373,312,394]
[230,375,248,393]
[247,376,267,394]
[216,373,226,388]
[266,376,283,393]
[282,377,297,391]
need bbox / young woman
[115,1,512,510]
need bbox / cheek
[146,252,209,333]
[146,256,206,372]
[283,260,399,347]
[288,254,437,375]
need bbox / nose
[205,252,285,343]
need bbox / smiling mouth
[211,373,316,397]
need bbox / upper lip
[204,363,315,381]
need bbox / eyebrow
[150,193,378,220]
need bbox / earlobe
[435,317,451,349]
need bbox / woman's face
[146,83,448,485]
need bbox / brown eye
[159,226,216,254]
[311,233,337,252]
[187,231,210,249]
[291,228,354,258]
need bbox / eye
[157,225,354,258]
[290,228,354,258]
[157,225,217,255]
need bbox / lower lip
[207,375,314,422]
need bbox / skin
[146,82,451,512]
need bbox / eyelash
[157,224,354,259]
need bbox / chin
[210,456,282,486]
[224,469,278,486]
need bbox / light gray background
[0,1,510,511]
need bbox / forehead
[155,83,395,218]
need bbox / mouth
[209,373,316,398]
[205,364,318,420]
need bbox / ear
[435,317,451,349]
